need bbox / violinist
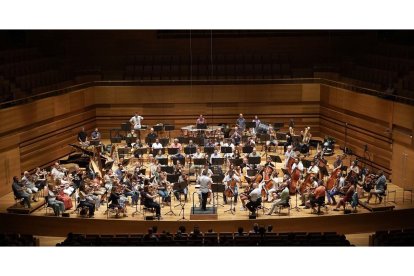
[173,160,184,175]
[300,176,319,207]
[141,182,161,219]
[155,149,166,160]
[54,179,73,210]
[245,136,256,148]
[51,162,66,180]
[115,164,125,181]
[174,172,189,202]
[34,167,47,190]
[108,186,127,217]
[223,168,240,205]
[45,184,65,216]
[157,171,171,206]
[265,128,278,150]
[21,171,39,202]
[123,173,140,206]
[12,176,31,208]
[267,181,289,215]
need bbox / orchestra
[11,114,392,222]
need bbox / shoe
[304,206,310,209]
[123,213,128,217]
[266,213,272,216]
[378,197,383,203]
[299,203,305,206]
[89,214,94,218]
[333,208,339,211]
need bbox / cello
[326,167,341,191]
[261,166,275,198]
[224,178,237,198]
[290,167,301,195]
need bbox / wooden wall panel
[0,147,21,197]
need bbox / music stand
[174,181,189,220]
[133,147,147,158]
[152,148,165,156]
[167,148,178,156]
[184,147,197,155]
[164,125,175,142]
[110,137,122,144]
[245,122,256,129]
[196,123,207,130]
[145,137,156,146]
[242,146,253,154]
[90,140,100,146]
[276,132,287,140]
[211,183,225,209]
[302,159,312,168]
[157,158,168,166]
[204,146,215,155]
[121,122,131,131]
[269,155,282,163]
[212,174,224,183]
[248,156,261,166]
[177,136,190,144]
[273,123,284,131]
[220,146,232,155]
[212,157,224,166]
[125,137,135,146]
[160,138,169,147]
[230,158,243,167]
[160,166,174,174]
[193,158,206,179]
[153,125,163,137]
[171,157,185,166]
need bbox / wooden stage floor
[1,144,414,238]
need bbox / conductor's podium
[190,206,218,220]
[7,199,45,214]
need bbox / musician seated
[196,114,206,125]
[174,173,189,202]
[155,149,166,160]
[223,169,240,205]
[300,176,319,206]
[245,183,262,215]
[170,138,182,151]
[152,138,163,150]
[34,167,47,190]
[210,149,222,164]
[266,170,282,202]
[77,127,90,147]
[21,171,39,202]
[91,128,101,141]
[231,130,242,146]
[190,148,205,175]
[115,164,125,181]
[267,183,289,215]
[333,184,356,211]
[140,183,161,219]
[123,173,140,206]
[157,172,171,206]
[306,182,326,213]
[51,162,66,180]
[78,185,96,218]
[54,179,74,210]
[108,187,127,217]
[327,171,346,205]
[11,176,31,208]
[365,170,387,204]
[45,184,65,216]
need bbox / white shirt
[197,175,212,193]
[307,165,319,175]
[223,174,240,187]
[292,162,304,172]
[152,142,163,149]
[249,187,262,202]
[51,167,65,180]
[130,115,144,129]
[210,153,222,164]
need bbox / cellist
[223,168,240,205]
[284,145,296,173]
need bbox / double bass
[326,167,341,191]
[290,166,301,195]
[224,178,237,198]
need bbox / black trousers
[201,192,208,210]
[79,201,95,216]
[246,198,262,213]
[145,201,161,216]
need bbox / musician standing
[78,127,89,146]
[245,183,262,216]
[129,112,144,130]
[197,170,212,211]
[236,113,246,131]
[196,114,206,125]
